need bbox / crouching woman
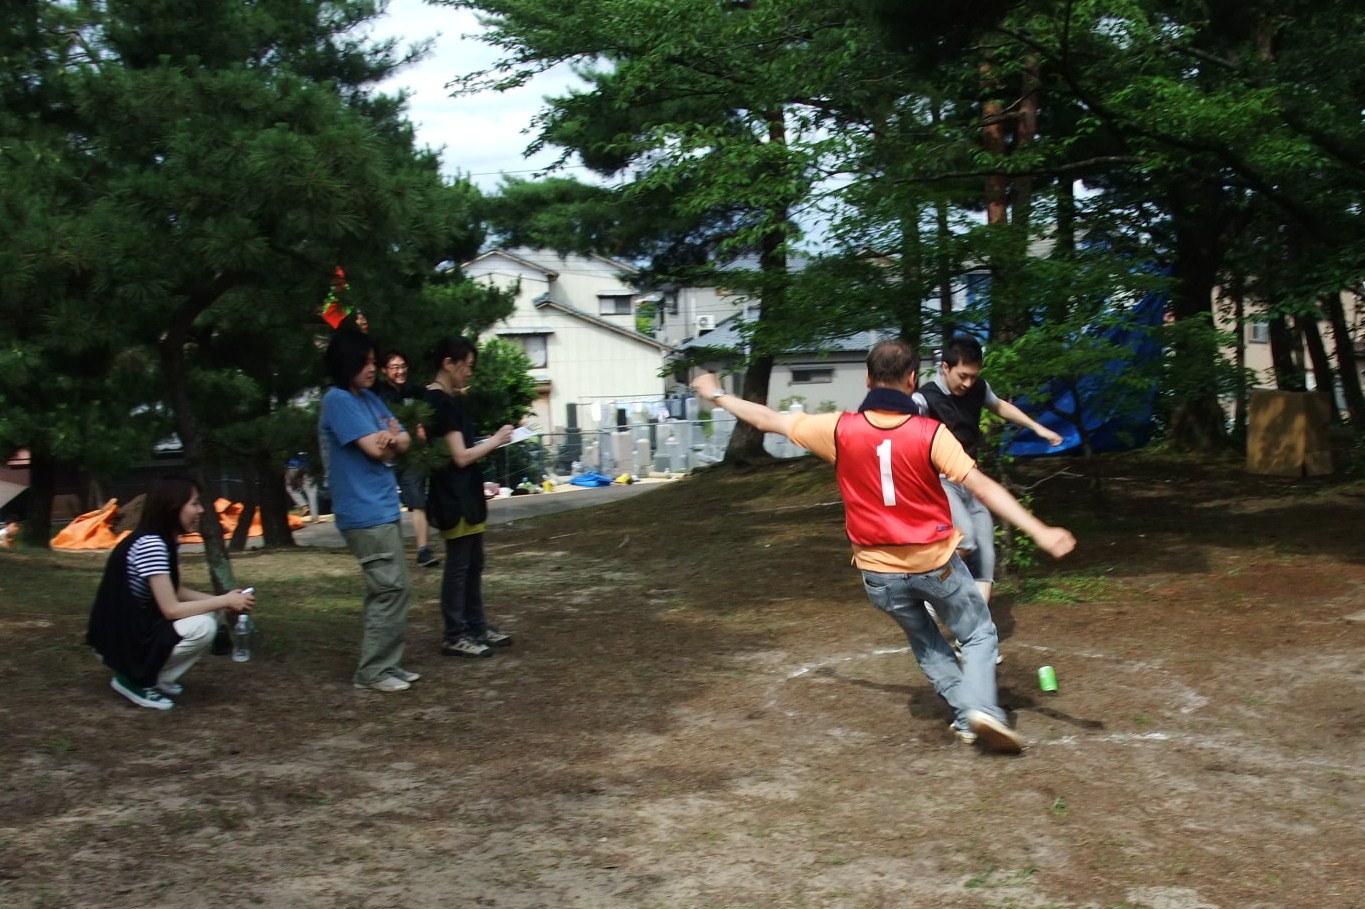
[86,476,255,710]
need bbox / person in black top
[422,336,515,658]
[87,476,255,710]
[914,335,1063,611]
[376,349,440,569]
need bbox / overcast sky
[366,1,832,250]
[367,0,591,191]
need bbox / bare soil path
[1,453,1362,909]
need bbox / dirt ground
[1,452,1363,909]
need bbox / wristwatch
[710,390,728,402]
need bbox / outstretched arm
[960,468,1075,558]
[690,373,796,437]
[989,398,1063,447]
[150,575,255,621]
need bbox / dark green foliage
[0,0,519,551]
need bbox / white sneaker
[441,635,492,658]
[387,667,421,683]
[950,722,977,745]
[966,709,1023,754]
[354,675,411,693]
[156,680,185,696]
[474,626,512,648]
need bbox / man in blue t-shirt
[319,331,419,694]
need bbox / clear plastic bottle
[231,613,252,663]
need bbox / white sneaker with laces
[442,635,492,658]
[354,675,411,693]
[475,626,512,648]
[387,667,421,683]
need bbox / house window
[1247,322,1269,344]
[791,368,834,384]
[599,293,633,316]
[964,271,991,308]
[503,333,548,368]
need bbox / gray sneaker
[111,676,174,710]
[354,675,411,693]
[441,635,492,658]
[966,709,1023,754]
[387,667,421,683]
[474,626,512,648]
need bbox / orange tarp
[177,498,305,544]
[51,499,129,551]
[54,498,302,550]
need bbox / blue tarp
[1003,289,1167,457]
[569,472,615,488]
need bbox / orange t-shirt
[788,410,976,573]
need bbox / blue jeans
[860,552,1004,728]
[941,476,995,582]
[440,533,488,641]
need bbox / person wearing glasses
[376,348,439,569]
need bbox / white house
[637,282,754,347]
[462,248,678,432]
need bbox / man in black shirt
[914,335,1063,612]
[376,349,439,569]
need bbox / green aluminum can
[1038,665,1058,692]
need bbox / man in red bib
[692,340,1075,753]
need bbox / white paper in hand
[501,426,536,447]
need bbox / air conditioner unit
[695,315,716,332]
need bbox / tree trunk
[229,464,257,553]
[1229,281,1248,436]
[935,197,954,349]
[979,62,1013,337]
[1050,178,1076,323]
[724,352,778,466]
[722,109,788,467]
[1323,291,1365,426]
[1165,183,1229,451]
[1296,310,1334,404]
[898,202,924,354]
[980,61,1008,228]
[1268,313,1304,390]
[161,309,238,594]
[1054,178,1076,260]
[259,458,297,548]
[1009,58,1039,236]
[18,448,56,549]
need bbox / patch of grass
[964,863,998,888]
[966,863,1039,888]
[1132,712,1153,726]
[1050,796,1069,817]
[43,737,76,756]
[1005,571,1121,606]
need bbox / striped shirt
[126,535,173,603]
